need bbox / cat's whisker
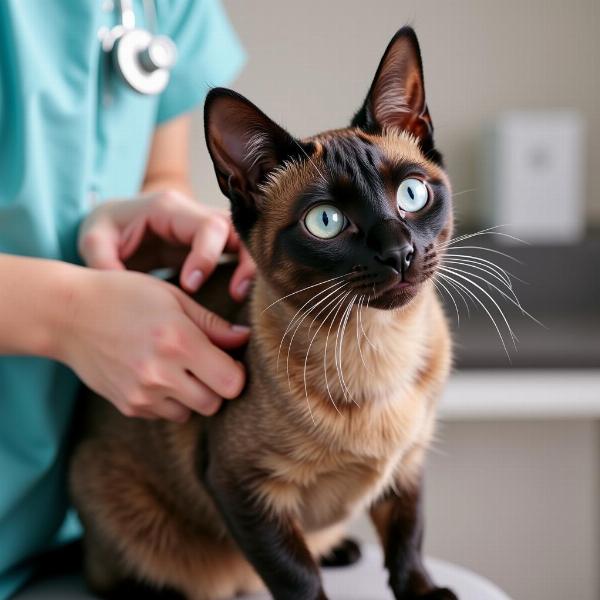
[451,188,477,199]
[439,224,507,248]
[443,254,512,286]
[277,282,348,379]
[355,296,372,373]
[337,295,359,407]
[439,225,529,249]
[442,253,528,286]
[263,273,348,314]
[432,277,460,326]
[359,295,377,350]
[439,266,519,347]
[323,291,353,414]
[339,297,358,405]
[280,278,348,338]
[438,271,512,359]
[440,274,472,316]
[303,292,350,420]
[442,256,513,288]
[307,281,352,338]
[284,282,352,386]
[333,295,355,405]
[444,245,523,264]
[441,265,544,328]
[442,263,523,316]
[332,298,351,404]
[442,258,518,302]
[276,279,350,370]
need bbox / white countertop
[440,369,600,420]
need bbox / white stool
[16,545,511,600]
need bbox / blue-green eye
[304,204,345,239]
[397,178,429,213]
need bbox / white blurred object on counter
[482,110,585,244]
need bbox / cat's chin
[368,281,420,310]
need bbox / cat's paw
[320,537,362,568]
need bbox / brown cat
[70,27,456,600]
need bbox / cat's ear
[352,27,434,147]
[204,88,305,237]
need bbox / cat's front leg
[370,479,458,600]
[201,442,327,600]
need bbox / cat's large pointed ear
[204,88,305,237]
[352,27,434,149]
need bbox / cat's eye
[304,204,346,239]
[396,178,429,213]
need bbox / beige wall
[191,0,600,229]
[349,420,600,600]
[424,421,600,600]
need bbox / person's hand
[78,190,255,301]
[58,268,249,422]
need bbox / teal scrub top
[0,1,244,597]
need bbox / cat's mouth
[374,278,419,308]
[389,280,415,292]
[349,271,421,309]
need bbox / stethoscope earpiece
[104,0,177,96]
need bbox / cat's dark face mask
[205,27,453,310]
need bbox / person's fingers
[151,397,192,423]
[229,245,257,301]
[180,216,230,293]
[118,216,149,261]
[184,338,246,400]
[168,371,222,416]
[173,297,247,398]
[176,290,250,349]
[224,224,241,252]
[79,223,126,270]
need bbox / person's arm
[142,113,195,197]
[0,254,75,357]
[79,114,255,300]
[0,252,248,421]
[54,114,255,422]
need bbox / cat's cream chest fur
[249,278,451,529]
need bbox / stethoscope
[99,0,177,96]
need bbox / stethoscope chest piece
[113,28,176,95]
[102,0,177,96]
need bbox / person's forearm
[0,254,80,358]
[141,175,194,198]
[142,114,194,198]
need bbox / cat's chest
[257,404,427,531]
[296,450,403,531]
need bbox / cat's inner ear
[352,27,433,144]
[204,89,302,214]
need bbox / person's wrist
[41,262,92,363]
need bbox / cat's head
[205,27,452,310]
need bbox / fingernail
[236,279,251,298]
[186,269,204,291]
[231,324,251,334]
[202,398,221,416]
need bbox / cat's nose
[375,243,414,277]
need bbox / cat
[70,26,457,600]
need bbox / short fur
[71,27,457,600]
